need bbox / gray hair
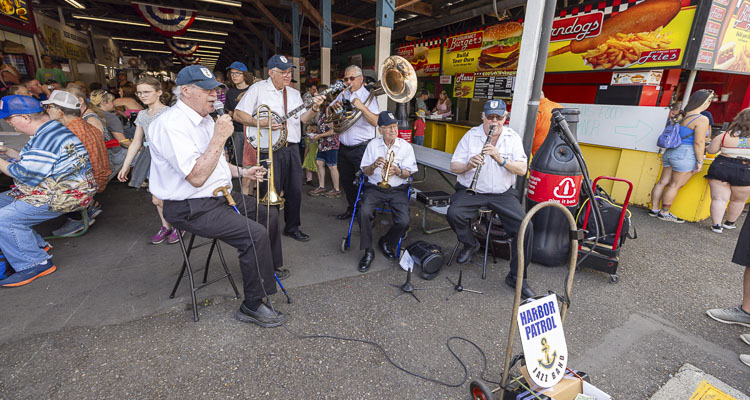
[174,84,186,100]
[344,65,362,77]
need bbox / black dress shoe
[284,230,310,242]
[336,210,353,220]
[274,268,290,280]
[236,303,285,328]
[378,237,395,260]
[504,274,536,300]
[358,249,375,272]
[456,243,481,264]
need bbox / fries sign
[694,0,750,74]
[517,294,569,388]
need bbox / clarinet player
[446,100,536,299]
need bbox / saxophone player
[357,111,417,272]
[446,100,536,299]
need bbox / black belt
[340,141,370,150]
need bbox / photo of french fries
[582,29,672,70]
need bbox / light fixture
[194,49,222,54]
[196,0,242,7]
[187,28,228,36]
[72,15,148,27]
[179,36,225,44]
[195,16,234,25]
[65,0,86,9]
[199,45,222,50]
[130,48,172,54]
[112,37,162,44]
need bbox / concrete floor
[1,167,749,399]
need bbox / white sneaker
[706,306,750,328]
[712,224,723,233]
[723,221,738,230]
[741,333,750,346]
[657,211,685,223]
[741,354,750,367]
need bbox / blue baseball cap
[483,99,507,117]
[176,65,227,89]
[267,54,294,70]
[226,61,248,72]
[0,95,44,119]
[377,111,399,127]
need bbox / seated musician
[149,66,285,328]
[446,100,536,299]
[357,111,418,272]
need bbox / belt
[340,141,369,150]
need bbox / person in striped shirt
[0,95,96,287]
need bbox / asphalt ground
[1,167,749,399]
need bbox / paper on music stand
[582,381,611,400]
[399,249,414,272]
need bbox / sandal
[324,189,342,198]
[308,187,328,196]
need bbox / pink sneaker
[151,226,172,244]
[167,229,184,244]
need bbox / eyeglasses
[136,91,155,97]
[229,72,244,76]
[343,75,361,82]
[485,113,505,121]
[273,69,293,76]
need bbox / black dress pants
[163,192,282,301]
[358,183,410,250]
[338,142,369,211]
[446,186,533,278]
[733,215,750,267]
[259,143,303,234]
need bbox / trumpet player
[357,112,417,272]
[446,100,536,300]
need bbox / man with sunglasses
[446,99,536,300]
[328,65,380,221]
[0,95,96,287]
[234,55,324,246]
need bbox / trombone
[377,150,396,189]
[253,104,285,227]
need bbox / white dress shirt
[235,77,304,144]
[360,137,418,187]
[334,85,379,147]
[148,100,233,200]
[451,125,527,194]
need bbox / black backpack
[577,186,636,248]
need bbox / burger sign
[443,22,523,75]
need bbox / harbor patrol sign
[517,294,568,388]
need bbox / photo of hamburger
[478,22,523,71]
[716,41,736,70]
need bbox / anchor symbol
[538,337,557,369]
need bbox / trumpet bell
[380,55,417,104]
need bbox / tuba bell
[329,55,417,134]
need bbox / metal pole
[681,69,697,107]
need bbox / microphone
[213,100,225,116]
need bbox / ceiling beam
[240,16,276,51]
[332,13,372,30]
[359,0,432,16]
[291,0,324,29]
[250,0,294,43]
[236,32,263,57]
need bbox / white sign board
[561,103,669,153]
[517,294,568,388]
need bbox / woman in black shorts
[706,108,750,233]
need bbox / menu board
[473,73,516,99]
[394,38,441,77]
[454,73,475,98]
[545,0,698,72]
[443,21,523,76]
[694,0,750,74]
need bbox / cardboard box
[516,367,585,400]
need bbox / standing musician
[233,55,324,243]
[329,65,381,221]
[149,65,286,328]
[446,100,536,299]
[357,111,418,272]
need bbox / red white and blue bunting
[166,39,199,56]
[179,56,201,65]
[133,2,196,37]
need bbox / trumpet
[466,125,496,196]
[252,105,284,226]
[378,150,396,189]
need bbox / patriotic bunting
[166,39,200,56]
[179,56,201,65]
[133,2,196,37]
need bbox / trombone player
[446,100,536,300]
[357,111,417,272]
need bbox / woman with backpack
[706,108,750,233]
[649,89,713,223]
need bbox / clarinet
[466,125,496,195]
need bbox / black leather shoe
[336,210,353,220]
[284,230,310,242]
[505,274,536,300]
[456,243,481,264]
[358,249,375,272]
[378,237,395,260]
[274,268,290,280]
[236,303,285,328]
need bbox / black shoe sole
[236,309,285,328]
[283,232,310,242]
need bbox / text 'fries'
[582,28,672,70]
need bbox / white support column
[374,26,391,112]
[508,0,546,137]
[292,57,301,91]
[321,47,331,85]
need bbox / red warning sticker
[527,171,582,206]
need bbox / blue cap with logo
[226,61,248,72]
[267,54,294,70]
[483,99,507,117]
[0,95,44,119]
[176,65,227,90]
[377,111,399,127]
